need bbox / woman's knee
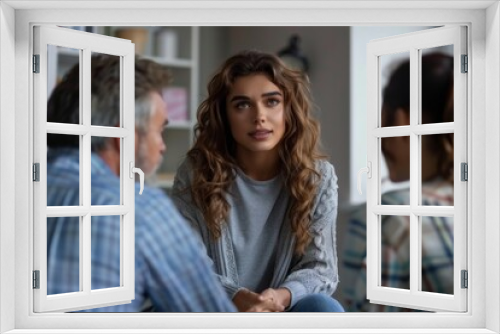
[291,294,345,312]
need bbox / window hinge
[33,163,40,182]
[461,54,468,73]
[461,270,468,289]
[461,162,468,181]
[33,270,40,289]
[33,54,40,73]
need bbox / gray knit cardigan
[171,159,340,307]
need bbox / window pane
[381,136,410,204]
[90,53,121,127]
[420,216,454,295]
[47,45,80,124]
[380,215,410,290]
[47,134,81,206]
[91,137,121,206]
[47,216,80,295]
[421,134,454,206]
[91,215,121,290]
[380,51,410,128]
[420,45,454,124]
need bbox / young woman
[171,50,344,312]
[342,52,454,312]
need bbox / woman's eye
[267,99,280,107]
[235,101,250,109]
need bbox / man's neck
[98,149,120,176]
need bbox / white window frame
[366,26,467,312]
[1,1,499,333]
[33,25,136,312]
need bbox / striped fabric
[341,179,454,312]
[46,148,236,312]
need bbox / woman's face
[226,74,286,159]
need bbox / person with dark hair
[342,52,454,312]
[171,50,344,312]
[46,55,236,312]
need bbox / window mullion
[90,126,129,138]
[78,49,84,293]
[366,47,380,297]
[409,47,420,294]
[373,205,454,216]
[82,47,92,294]
[412,123,454,135]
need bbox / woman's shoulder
[314,159,338,189]
[173,157,195,184]
[177,156,194,172]
[309,159,338,225]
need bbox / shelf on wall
[144,56,193,68]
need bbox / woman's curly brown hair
[186,50,325,255]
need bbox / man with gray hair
[46,55,235,312]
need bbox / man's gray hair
[91,94,154,151]
[47,55,171,150]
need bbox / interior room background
[50,25,440,307]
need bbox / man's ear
[394,108,410,127]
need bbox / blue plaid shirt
[47,148,236,312]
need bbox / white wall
[485,2,500,332]
[0,2,16,333]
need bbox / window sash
[32,25,136,313]
[366,25,467,312]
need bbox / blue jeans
[288,294,345,312]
